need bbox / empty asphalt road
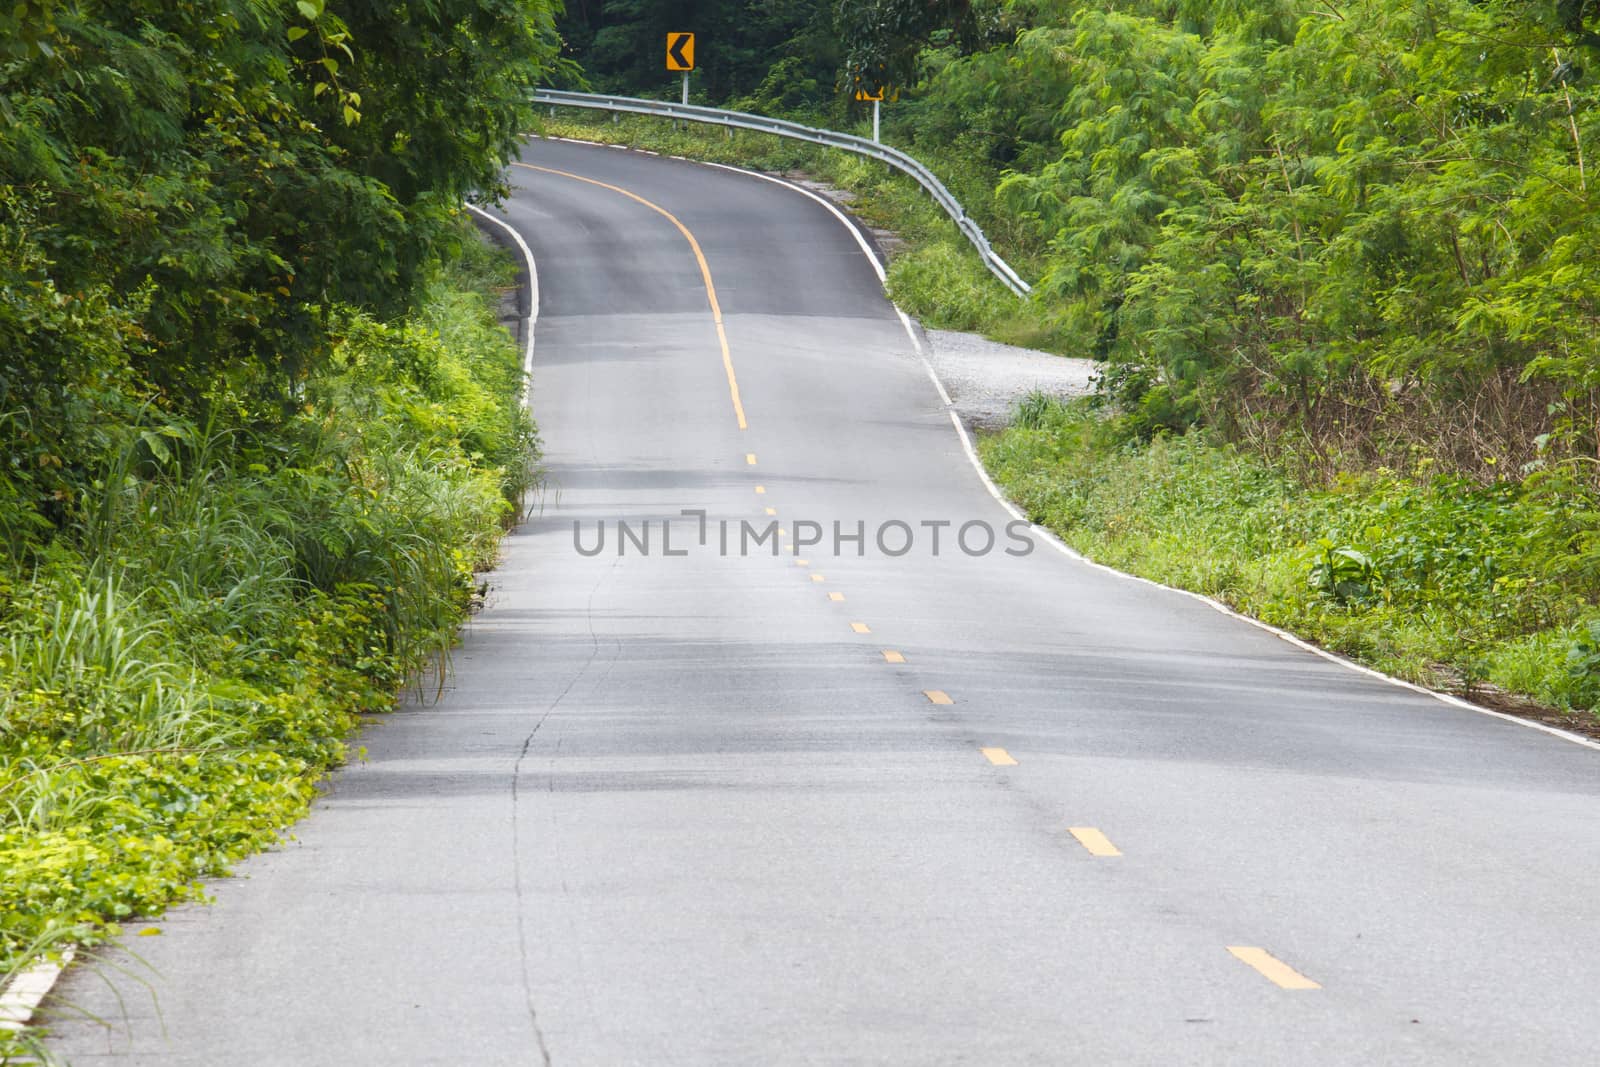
[45,138,1600,1065]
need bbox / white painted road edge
[553,138,1600,754]
[0,947,74,1035]
[465,202,540,410]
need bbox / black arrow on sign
[668,33,691,70]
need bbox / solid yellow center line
[924,690,953,705]
[882,650,905,663]
[746,453,757,465]
[981,747,1017,766]
[827,591,844,601]
[512,162,747,430]
[1226,947,1321,990]
[1068,827,1122,857]
[850,622,871,634]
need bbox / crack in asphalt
[509,556,618,1066]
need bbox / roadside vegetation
[1,0,558,1051]
[556,0,1600,718]
[984,397,1600,725]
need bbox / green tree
[0,0,562,550]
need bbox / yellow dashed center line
[882,650,905,663]
[827,591,844,601]
[746,453,757,465]
[809,574,825,583]
[512,162,746,430]
[755,485,766,495]
[795,559,809,567]
[850,622,871,634]
[1068,827,1122,857]
[765,507,777,516]
[981,747,1017,766]
[923,690,953,705]
[1227,947,1321,990]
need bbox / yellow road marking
[850,622,871,634]
[981,747,1017,766]
[780,527,789,538]
[1068,827,1122,857]
[924,690,953,705]
[765,507,777,516]
[827,591,844,601]
[795,559,809,567]
[755,485,766,494]
[810,574,825,583]
[512,162,747,430]
[882,650,905,663]
[746,453,757,465]
[1226,947,1321,990]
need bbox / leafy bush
[1307,543,1381,607]
[1567,621,1600,708]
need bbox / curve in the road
[40,137,1600,1067]
[514,160,748,431]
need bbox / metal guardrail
[532,89,1032,297]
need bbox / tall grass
[0,230,537,1039]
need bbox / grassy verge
[539,111,1066,351]
[983,397,1600,729]
[0,226,535,1055]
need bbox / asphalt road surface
[45,138,1600,1065]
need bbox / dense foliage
[1,0,559,557]
[907,0,1600,472]
[1,1,555,1047]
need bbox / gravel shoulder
[919,327,1095,431]
[780,173,1096,431]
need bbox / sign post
[853,86,885,143]
[666,32,694,105]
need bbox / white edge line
[541,138,1600,754]
[695,162,955,406]
[0,947,75,1033]
[464,203,539,410]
